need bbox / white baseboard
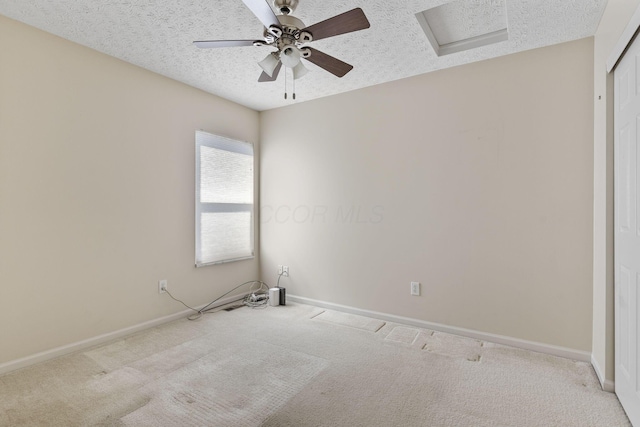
[2,292,599,380]
[288,295,592,363]
[0,293,248,376]
[591,354,616,393]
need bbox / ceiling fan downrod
[274,0,298,15]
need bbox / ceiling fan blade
[304,48,353,78]
[301,8,370,42]
[258,61,282,82]
[193,40,257,48]
[242,0,280,30]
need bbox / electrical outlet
[159,279,167,294]
[410,281,420,296]
[278,265,283,275]
[282,266,289,277]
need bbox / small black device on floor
[279,287,286,305]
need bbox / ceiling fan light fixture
[292,62,308,80]
[280,46,302,68]
[259,53,280,77]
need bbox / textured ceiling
[0,0,606,111]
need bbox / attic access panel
[416,0,509,57]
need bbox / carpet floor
[0,302,631,426]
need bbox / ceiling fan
[193,0,370,83]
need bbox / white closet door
[615,28,640,426]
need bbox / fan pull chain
[282,69,296,101]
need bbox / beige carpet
[0,302,630,426]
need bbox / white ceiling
[0,0,606,111]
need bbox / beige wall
[0,16,260,365]
[261,38,595,351]
[592,0,640,385]
[0,7,610,369]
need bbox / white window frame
[195,131,254,267]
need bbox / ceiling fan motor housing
[276,14,305,33]
[264,15,304,39]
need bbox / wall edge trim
[591,354,616,392]
[288,294,592,362]
[0,293,248,376]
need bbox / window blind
[195,131,254,266]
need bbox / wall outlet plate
[159,279,167,294]
[410,281,420,296]
[278,265,289,276]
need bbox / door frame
[605,6,640,392]
[608,8,640,74]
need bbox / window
[195,131,254,266]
